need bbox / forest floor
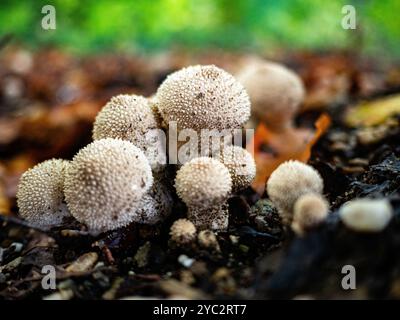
[1,47,400,299]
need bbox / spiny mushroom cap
[217,145,256,192]
[170,219,197,244]
[175,157,232,208]
[64,138,153,232]
[292,193,329,235]
[93,94,165,172]
[339,198,393,232]
[266,160,323,221]
[131,175,173,225]
[237,61,305,130]
[156,65,251,132]
[17,159,70,229]
[93,94,158,146]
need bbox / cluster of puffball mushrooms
[16,62,394,244]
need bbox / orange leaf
[247,113,331,194]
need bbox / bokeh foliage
[1,0,399,56]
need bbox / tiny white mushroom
[339,198,393,232]
[266,160,324,224]
[291,193,329,236]
[175,157,232,231]
[170,219,197,245]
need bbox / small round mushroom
[64,138,153,233]
[266,160,323,224]
[16,159,71,230]
[291,193,329,236]
[198,230,220,251]
[216,145,256,192]
[156,65,251,132]
[175,157,232,231]
[339,198,393,232]
[93,94,166,172]
[170,219,197,245]
[237,60,305,132]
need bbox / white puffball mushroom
[156,65,251,132]
[175,157,232,231]
[291,193,329,236]
[266,160,324,224]
[237,60,305,132]
[16,159,71,230]
[216,145,256,192]
[339,198,393,233]
[93,94,166,172]
[132,174,173,225]
[170,219,197,245]
[64,138,153,233]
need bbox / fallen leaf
[248,113,331,194]
[65,252,98,273]
[345,94,400,127]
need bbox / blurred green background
[1,0,399,57]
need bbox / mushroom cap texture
[17,159,71,229]
[217,145,256,192]
[156,65,251,131]
[93,94,166,172]
[175,157,232,208]
[64,138,153,232]
[131,175,173,225]
[339,198,393,232]
[292,193,329,235]
[266,160,323,221]
[237,60,305,128]
[170,218,197,244]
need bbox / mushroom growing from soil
[237,59,313,157]
[237,60,305,133]
[215,145,256,192]
[266,160,324,224]
[170,218,197,245]
[64,138,153,233]
[175,157,232,231]
[93,94,166,172]
[339,198,393,232]
[17,159,71,230]
[291,193,329,236]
